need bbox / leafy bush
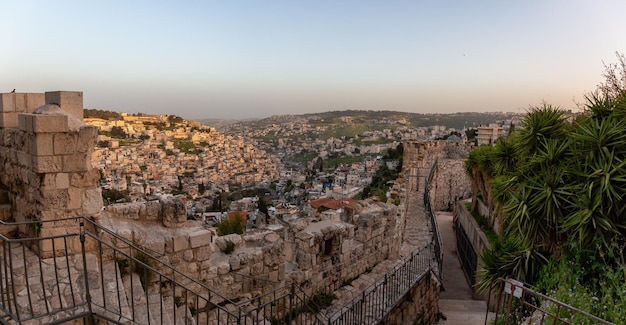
[534,244,626,323]
[306,293,336,313]
[216,213,245,236]
[222,240,235,254]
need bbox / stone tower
[0,91,102,256]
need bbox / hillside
[210,110,518,138]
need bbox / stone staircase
[0,242,195,325]
[438,299,494,324]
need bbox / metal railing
[0,217,327,325]
[455,219,477,289]
[321,160,443,325]
[424,159,443,280]
[491,278,614,325]
[324,244,435,325]
[0,159,445,325]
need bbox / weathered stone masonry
[0,91,102,256]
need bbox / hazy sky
[2,1,625,120]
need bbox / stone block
[17,113,31,130]
[32,155,62,173]
[29,133,54,156]
[53,133,76,155]
[67,188,83,210]
[172,234,190,252]
[189,262,198,274]
[250,262,263,275]
[45,91,83,120]
[22,93,45,113]
[229,255,241,271]
[8,93,44,113]
[31,114,69,133]
[189,229,212,248]
[0,112,18,128]
[145,241,165,255]
[70,170,100,188]
[62,153,90,172]
[56,173,70,189]
[77,126,98,153]
[144,200,161,221]
[82,188,102,215]
[196,245,213,261]
[269,270,279,282]
[0,93,15,112]
[217,262,230,275]
[41,189,68,210]
[183,249,194,262]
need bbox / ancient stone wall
[287,200,399,294]
[99,213,285,301]
[0,91,102,256]
[381,272,440,325]
[104,197,186,228]
[404,141,471,210]
[431,159,471,211]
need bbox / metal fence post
[79,220,95,324]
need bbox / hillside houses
[88,114,280,198]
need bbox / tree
[257,196,269,216]
[110,126,127,139]
[97,140,111,148]
[313,157,324,172]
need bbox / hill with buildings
[212,110,520,168]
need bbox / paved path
[436,211,492,324]
[400,175,432,258]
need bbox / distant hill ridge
[210,110,520,134]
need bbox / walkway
[437,211,492,324]
[400,175,432,258]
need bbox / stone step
[0,224,17,238]
[439,299,487,312]
[122,272,156,325]
[147,293,195,325]
[438,299,493,325]
[90,260,132,324]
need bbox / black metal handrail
[324,244,435,325]
[424,158,444,280]
[0,158,444,324]
[1,216,330,324]
[320,158,443,325]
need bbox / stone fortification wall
[0,91,101,256]
[103,196,187,228]
[404,141,470,210]
[287,200,399,294]
[381,272,440,325]
[99,213,285,301]
[431,159,471,210]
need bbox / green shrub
[116,257,130,275]
[174,296,183,307]
[306,293,336,313]
[216,213,245,236]
[222,240,235,254]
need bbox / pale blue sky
[2,1,625,119]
